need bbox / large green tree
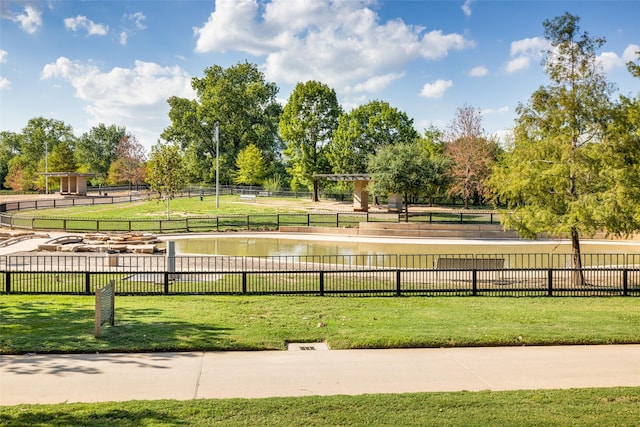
[146,141,187,219]
[9,117,76,192]
[162,61,282,185]
[368,141,439,222]
[327,100,418,174]
[0,131,23,190]
[490,13,615,284]
[280,80,341,201]
[234,144,267,186]
[75,124,126,186]
[597,53,640,236]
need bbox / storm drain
[287,342,329,351]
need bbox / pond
[168,233,640,268]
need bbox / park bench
[239,194,257,201]
[436,257,504,270]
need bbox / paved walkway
[2,345,640,405]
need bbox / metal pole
[45,140,48,195]
[215,122,220,209]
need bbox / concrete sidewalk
[2,345,640,405]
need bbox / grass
[16,195,313,219]
[1,388,640,426]
[2,295,640,354]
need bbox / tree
[48,140,77,172]
[20,117,76,191]
[444,104,498,209]
[110,135,146,190]
[489,13,614,285]
[146,141,187,219]
[234,144,267,186]
[280,80,341,201]
[368,141,439,222]
[596,53,640,236]
[162,61,282,184]
[75,124,126,186]
[0,131,22,190]
[327,100,418,174]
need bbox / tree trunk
[570,227,585,287]
[312,179,319,202]
[404,193,409,222]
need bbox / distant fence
[0,189,500,233]
[2,253,639,297]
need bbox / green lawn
[2,295,639,354]
[3,295,640,424]
[2,388,639,426]
[16,195,313,219]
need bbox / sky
[1,0,639,151]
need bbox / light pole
[45,140,48,195]
[215,122,220,208]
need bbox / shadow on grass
[0,407,183,427]
[0,299,231,356]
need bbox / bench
[239,194,257,201]
[436,257,504,270]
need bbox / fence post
[307,214,310,227]
[242,272,247,294]
[472,270,477,296]
[85,273,91,294]
[396,270,401,296]
[5,272,10,293]
[336,214,339,228]
[623,269,628,296]
[547,269,553,296]
[319,271,324,296]
[164,272,169,294]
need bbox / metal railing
[2,253,639,297]
[0,191,500,233]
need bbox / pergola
[314,174,370,212]
[41,172,97,196]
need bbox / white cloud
[0,77,11,90]
[482,106,509,116]
[505,37,549,73]
[0,50,9,90]
[7,5,42,34]
[461,0,474,17]
[120,32,128,46]
[126,12,147,30]
[193,0,474,95]
[64,15,109,36]
[41,57,195,147]
[419,79,452,98]
[598,44,640,73]
[469,65,488,77]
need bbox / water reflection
[173,235,640,268]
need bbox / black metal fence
[2,253,639,297]
[0,190,500,233]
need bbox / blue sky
[1,0,638,151]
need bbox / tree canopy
[490,13,616,282]
[162,61,282,185]
[327,100,418,174]
[280,80,341,201]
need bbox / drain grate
[287,342,329,351]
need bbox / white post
[45,140,48,195]
[215,122,220,209]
